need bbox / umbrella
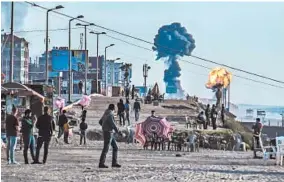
[78,95,91,107]
[135,117,174,146]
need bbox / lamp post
[143,64,151,96]
[45,5,64,85]
[89,31,106,93]
[76,23,94,94]
[104,44,115,95]
[67,15,84,103]
[111,58,120,86]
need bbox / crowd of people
[196,104,226,130]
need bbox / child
[79,118,88,145]
[63,122,70,144]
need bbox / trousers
[23,134,35,163]
[6,136,18,163]
[99,131,118,165]
[35,136,51,163]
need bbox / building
[1,34,29,83]
[103,61,132,87]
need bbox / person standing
[98,104,121,168]
[21,109,36,164]
[197,111,207,129]
[33,106,54,164]
[131,85,135,100]
[5,106,19,164]
[79,118,88,145]
[117,99,125,126]
[211,105,218,130]
[63,121,70,144]
[57,110,68,140]
[78,80,83,94]
[205,104,211,126]
[133,99,141,122]
[125,99,131,126]
[221,104,225,126]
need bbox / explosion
[153,23,196,97]
[206,67,232,89]
[205,67,232,108]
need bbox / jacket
[36,114,54,138]
[99,109,119,133]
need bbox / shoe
[25,161,29,164]
[99,164,108,168]
[31,161,42,164]
[112,163,121,168]
[11,161,20,165]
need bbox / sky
[1,1,284,106]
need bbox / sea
[199,98,284,127]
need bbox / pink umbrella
[55,98,65,109]
[79,95,91,107]
[135,117,174,146]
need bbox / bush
[224,119,253,148]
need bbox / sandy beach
[1,139,284,182]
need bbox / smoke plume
[1,2,29,31]
[153,22,196,97]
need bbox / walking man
[5,106,19,164]
[117,99,125,126]
[98,104,121,168]
[133,98,141,121]
[33,106,54,164]
[21,109,36,164]
[79,118,88,145]
[57,110,68,139]
[125,99,131,126]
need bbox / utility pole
[9,1,14,82]
[143,63,151,96]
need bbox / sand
[1,138,284,182]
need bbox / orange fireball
[206,67,232,89]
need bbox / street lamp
[111,58,120,86]
[104,44,115,95]
[67,15,84,103]
[45,5,64,85]
[89,31,106,93]
[76,23,94,95]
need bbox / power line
[24,1,284,85]
[22,2,284,88]
[2,27,80,34]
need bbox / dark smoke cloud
[153,22,196,95]
[1,2,29,31]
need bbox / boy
[79,118,88,145]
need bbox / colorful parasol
[135,117,174,146]
[79,95,91,107]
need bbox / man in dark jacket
[117,99,125,126]
[133,99,141,122]
[221,104,225,126]
[210,105,218,130]
[6,106,19,164]
[78,80,83,94]
[131,85,135,100]
[21,109,36,164]
[57,110,68,139]
[33,106,55,164]
[205,104,211,126]
[79,118,88,145]
[98,104,121,168]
